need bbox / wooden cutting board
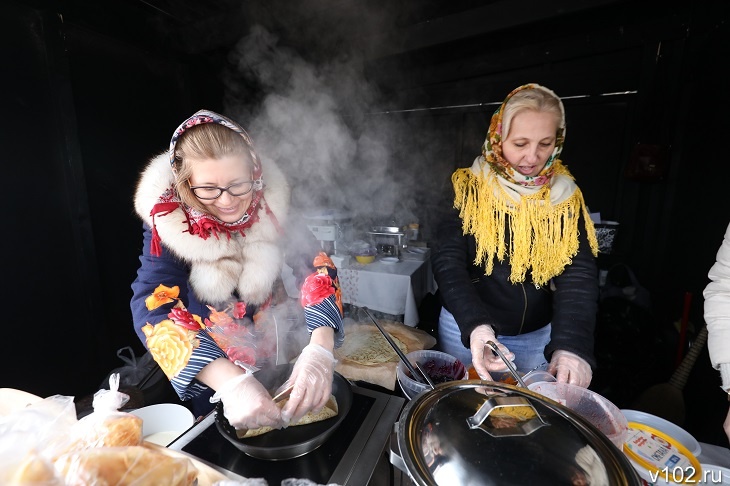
[334,320,437,390]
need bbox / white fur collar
[134,153,291,305]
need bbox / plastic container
[397,350,468,400]
[620,409,702,457]
[353,246,377,264]
[489,368,556,386]
[623,421,702,484]
[528,381,628,449]
[522,369,557,386]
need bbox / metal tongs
[362,307,435,390]
[485,340,527,388]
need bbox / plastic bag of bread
[0,394,77,485]
[54,445,197,485]
[72,373,143,448]
[5,450,60,485]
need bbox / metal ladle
[362,307,434,390]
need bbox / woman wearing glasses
[130,110,342,432]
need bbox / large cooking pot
[391,380,641,485]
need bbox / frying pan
[215,364,353,460]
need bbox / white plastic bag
[72,373,143,449]
[0,394,77,484]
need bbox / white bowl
[129,403,194,446]
[620,409,701,457]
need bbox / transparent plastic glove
[279,344,336,425]
[469,325,515,381]
[547,350,592,387]
[210,373,282,431]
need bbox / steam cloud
[217,2,458,356]
[222,13,423,230]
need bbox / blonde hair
[502,88,563,140]
[173,124,254,212]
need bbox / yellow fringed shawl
[452,161,599,287]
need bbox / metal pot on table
[390,380,641,485]
[368,224,406,258]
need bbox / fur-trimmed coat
[129,153,292,401]
[133,152,290,306]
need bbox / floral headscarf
[451,84,598,286]
[148,110,281,257]
[168,109,263,180]
[482,83,566,187]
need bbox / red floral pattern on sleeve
[299,251,343,316]
[300,273,336,307]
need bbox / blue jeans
[437,307,550,373]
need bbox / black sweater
[431,207,599,368]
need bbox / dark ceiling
[26,0,660,108]
[21,0,700,115]
[34,0,635,60]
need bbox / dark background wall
[3,0,729,446]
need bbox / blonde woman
[431,84,599,387]
[131,110,342,431]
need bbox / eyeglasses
[189,180,256,200]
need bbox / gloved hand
[210,373,283,431]
[547,350,592,387]
[279,343,336,425]
[469,325,515,381]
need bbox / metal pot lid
[396,381,641,485]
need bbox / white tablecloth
[338,257,437,327]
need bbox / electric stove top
[169,384,404,485]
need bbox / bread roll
[8,451,60,485]
[100,414,144,447]
[75,413,143,449]
[55,445,197,486]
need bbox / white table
[337,256,437,327]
